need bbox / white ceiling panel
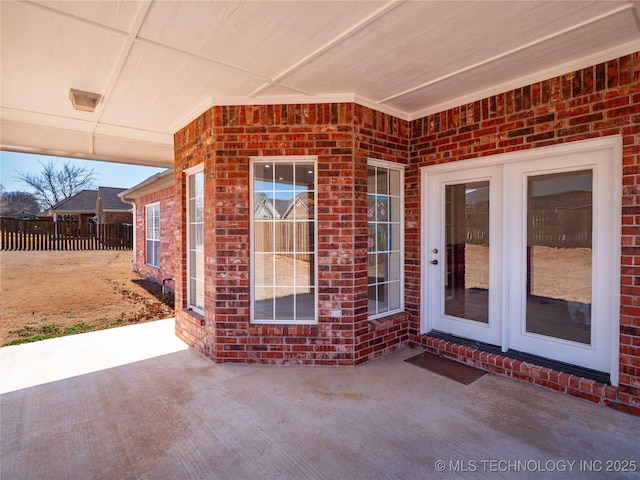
[139,0,388,78]
[0,1,126,117]
[30,0,141,31]
[280,1,634,101]
[387,7,640,114]
[1,0,638,166]
[100,41,267,132]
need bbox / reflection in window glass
[252,159,316,323]
[444,182,490,324]
[368,162,403,318]
[526,170,592,344]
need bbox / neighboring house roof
[282,196,313,219]
[49,190,98,214]
[254,195,312,219]
[97,186,131,212]
[118,169,174,200]
[49,187,133,215]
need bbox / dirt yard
[0,250,174,346]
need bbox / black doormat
[404,352,487,385]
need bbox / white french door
[422,137,621,381]
[426,166,503,346]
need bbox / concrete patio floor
[1,319,639,480]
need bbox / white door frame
[420,136,621,385]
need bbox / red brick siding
[133,186,175,290]
[353,105,411,363]
[407,53,640,415]
[173,53,640,415]
[175,104,378,365]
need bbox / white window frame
[420,136,621,384]
[367,159,405,320]
[250,156,318,325]
[145,202,160,268]
[186,166,204,314]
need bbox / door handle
[430,259,438,265]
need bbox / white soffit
[1,0,639,166]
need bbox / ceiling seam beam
[247,0,405,98]
[20,0,129,35]
[379,2,638,105]
[133,37,274,84]
[88,1,154,149]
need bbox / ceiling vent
[69,88,102,112]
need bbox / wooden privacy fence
[254,221,313,261]
[1,218,133,251]
[463,204,592,249]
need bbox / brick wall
[133,186,175,290]
[173,52,639,414]
[407,53,640,415]
[175,104,354,364]
[353,105,411,363]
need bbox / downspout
[121,198,137,272]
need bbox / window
[145,203,160,267]
[187,169,204,313]
[368,160,404,319]
[251,157,316,324]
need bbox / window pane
[254,221,273,252]
[377,283,389,313]
[293,192,314,219]
[275,163,294,185]
[367,285,377,315]
[254,288,274,320]
[526,170,592,344]
[389,224,400,251]
[444,182,489,324]
[295,163,314,190]
[295,254,314,285]
[388,281,401,310]
[254,253,273,286]
[254,163,274,185]
[295,287,315,320]
[389,197,400,222]
[388,169,400,196]
[389,252,401,281]
[274,287,295,319]
[376,253,389,281]
[377,168,388,195]
[367,167,376,192]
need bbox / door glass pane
[444,181,489,323]
[526,170,592,344]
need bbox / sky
[0,151,166,193]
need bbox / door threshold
[426,331,610,385]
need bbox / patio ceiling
[1,1,639,167]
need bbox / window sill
[368,311,409,331]
[183,308,205,327]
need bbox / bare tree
[0,187,42,216]
[16,159,97,209]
